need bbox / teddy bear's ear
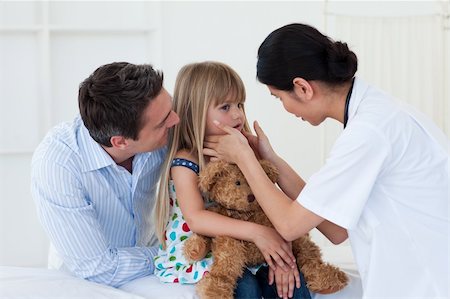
[259,160,279,183]
[198,160,230,192]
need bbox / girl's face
[205,97,246,136]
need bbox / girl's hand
[253,225,296,272]
[203,121,253,163]
[268,264,301,299]
[242,121,277,162]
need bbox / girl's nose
[232,107,243,119]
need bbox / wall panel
[0,1,162,267]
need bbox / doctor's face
[267,85,325,126]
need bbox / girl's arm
[171,157,295,270]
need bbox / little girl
[153,61,311,298]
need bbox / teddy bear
[183,160,348,299]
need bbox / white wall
[0,0,163,267]
[1,1,448,268]
[159,1,327,179]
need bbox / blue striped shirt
[31,116,166,287]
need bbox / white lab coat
[297,78,449,298]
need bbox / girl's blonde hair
[154,61,251,248]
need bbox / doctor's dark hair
[257,23,358,90]
[78,62,163,147]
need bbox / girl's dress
[154,158,214,283]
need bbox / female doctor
[204,23,449,298]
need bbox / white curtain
[327,12,448,136]
[314,3,448,253]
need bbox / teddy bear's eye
[235,181,241,186]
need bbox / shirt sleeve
[297,121,391,229]
[31,155,158,287]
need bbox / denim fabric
[234,266,311,299]
[235,268,262,298]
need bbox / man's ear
[292,77,314,101]
[110,136,129,149]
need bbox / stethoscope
[343,77,356,129]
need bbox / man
[31,62,180,287]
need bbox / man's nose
[168,111,180,127]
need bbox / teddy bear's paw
[196,275,234,299]
[304,263,349,294]
[183,244,208,262]
[183,235,210,262]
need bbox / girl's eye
[238,103,244,109]
[220,104,230,111]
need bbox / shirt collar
[77,117,155,173]
[346,77,370,126]
[77,120,116,172]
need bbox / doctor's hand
[243,121,277,162]
[203,120,254,164]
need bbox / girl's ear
[110,136,129,149]
[292,77,314,101]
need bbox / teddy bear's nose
[247,194,255,203]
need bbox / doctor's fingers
[202,147,219,158]
[254,121,269,139]
[203,140,220,150]
[204,135,221,143]
[203,141,218,150]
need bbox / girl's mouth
[233,124,243,131]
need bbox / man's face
[127,88,179,153]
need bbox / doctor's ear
[292,77,314,101]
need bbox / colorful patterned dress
[154,158,214,283]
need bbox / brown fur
[183,160,348,299]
